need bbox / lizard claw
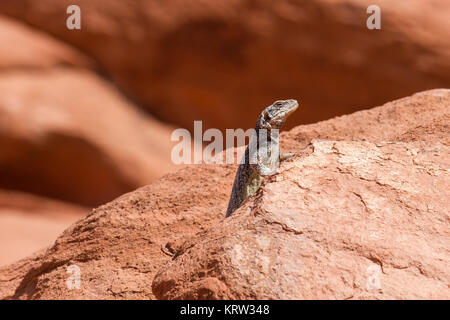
[280,152,295,162]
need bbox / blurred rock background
[0,0,449,266]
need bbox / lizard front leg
[251,161,277,176]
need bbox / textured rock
[1,0,449,131]
[153,139,450,299]
[0,90,448,299]
[281,89,450,152]
[0,14,180,265]
[0,69,176,206]
[0,190,87,267]
[0,164,235,299]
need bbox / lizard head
[258,99,299,130]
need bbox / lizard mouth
[284,99,299,116]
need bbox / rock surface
[0,190,87,266]
[0,89,448,299]
[0,14,182,265]
[0,69,176,206]
[0,164,235,299]
[0,14,178,207]
[281,88,450,152]
[153,139,449,299]
[0,0,449,131]
[0,15,91,69]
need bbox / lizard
[225,99,299,217]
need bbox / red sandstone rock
[1,1,449,132]
[0,14,178,206]
[281,89,450,151]
[0,190,87,267]
[0,90,448,300]
[153,139,449,299]
[0,15,91,69]
[0,69,177,206]
[0,164,235,299]
[0,15,180,265]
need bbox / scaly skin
[226,99,299,217]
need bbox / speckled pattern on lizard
[226,99,299,217]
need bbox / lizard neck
[254,124,277,143]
